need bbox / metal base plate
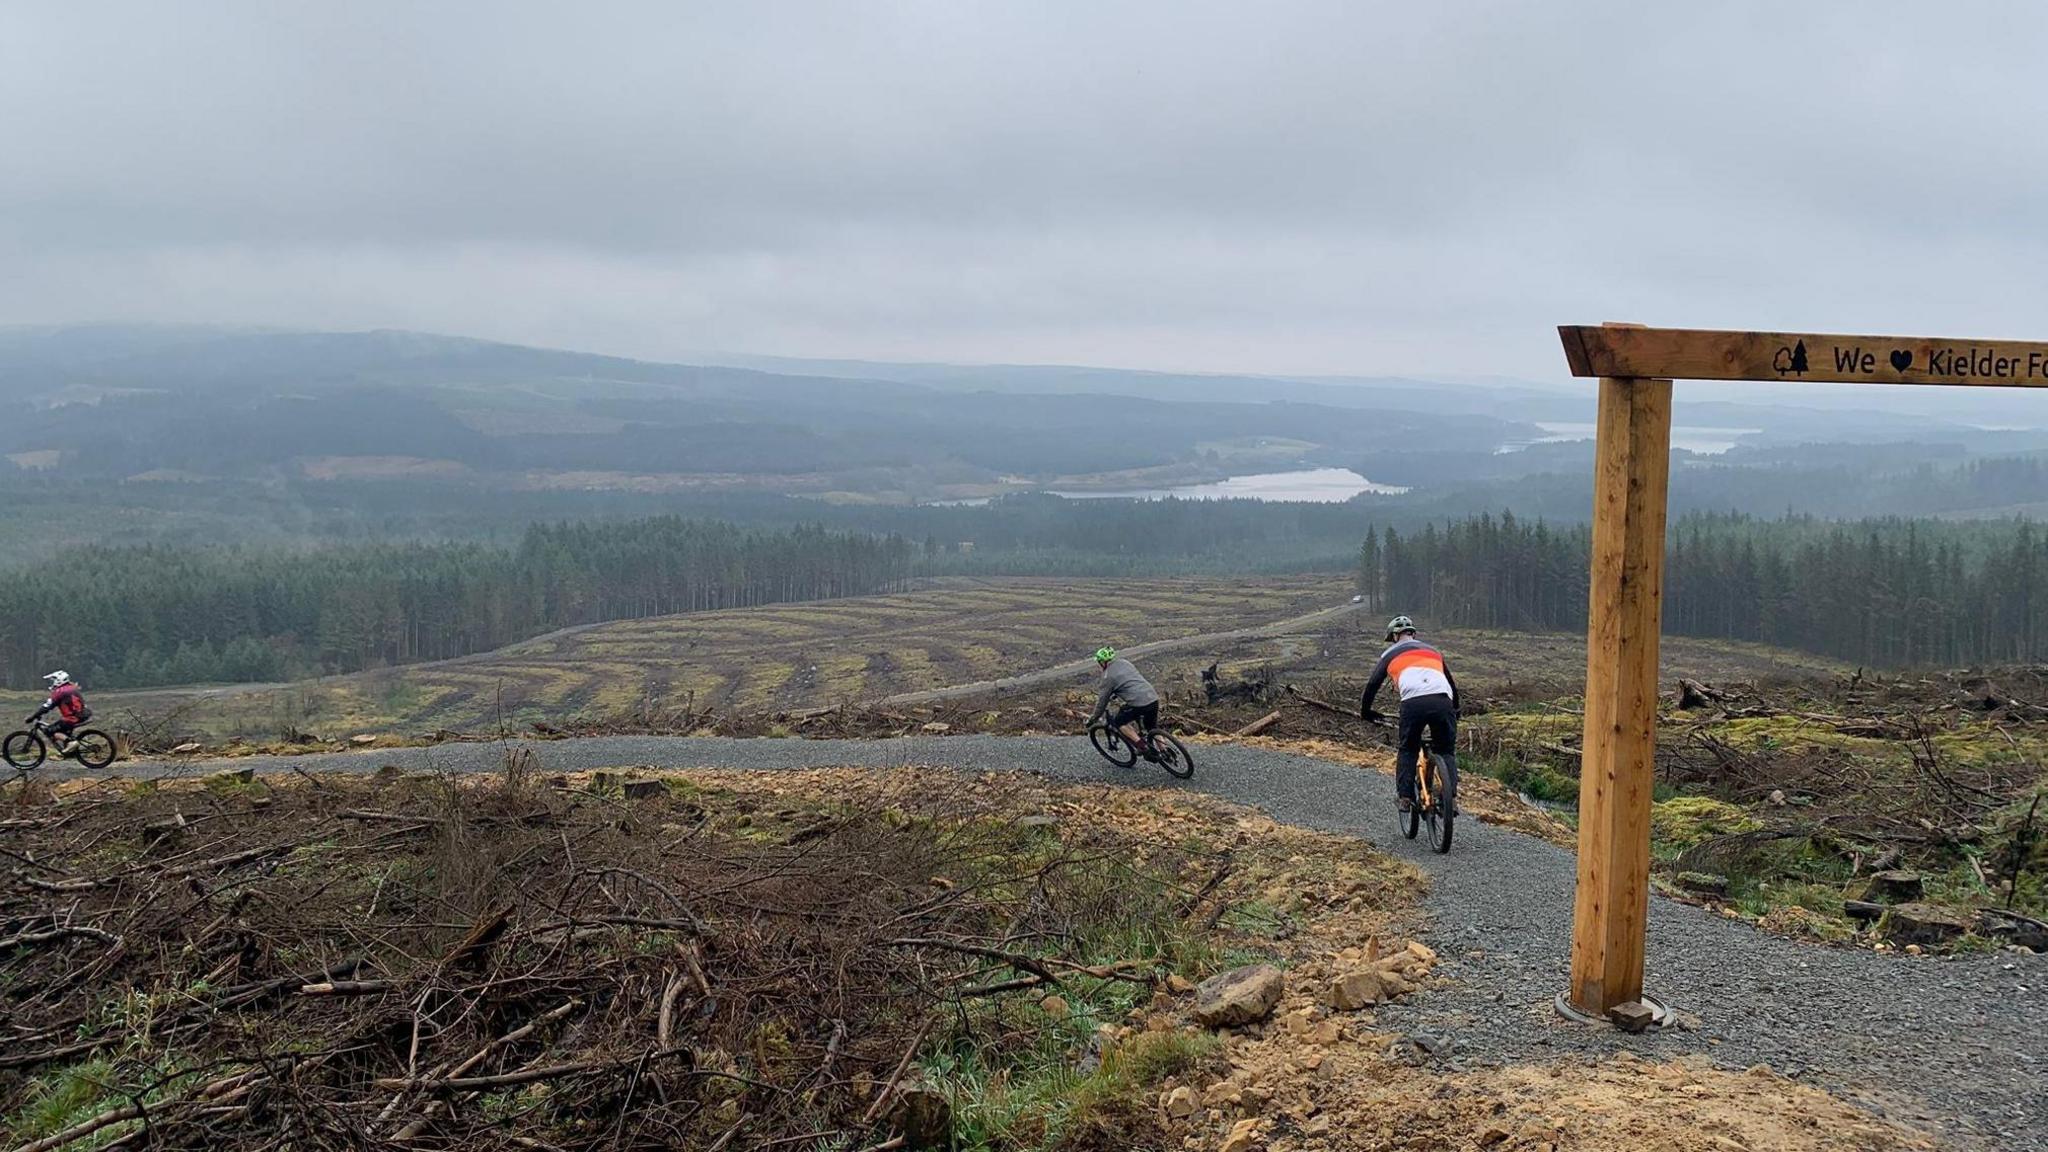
[1554,991,1672,1029]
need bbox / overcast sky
[5,2,2047,377]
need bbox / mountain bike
[1088,718,1194,779]
[1403,731,1454,854]
[1366,715,1454,853]
[4,717,118,771]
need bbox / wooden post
[1568,373,1672,1014]
[1553,322,2048,1016]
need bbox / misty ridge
[8,326,2048,541]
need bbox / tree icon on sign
[1773,340,1809,377]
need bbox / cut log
[1675,679,1728,710]
[442,905,513,970]
[299,980,394,996]
[1975,908,2048,951]
[1283,685,1356,719]
[1672,872,1728,898]
[1233,711,1282,737]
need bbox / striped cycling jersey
[1360,637,1457,708]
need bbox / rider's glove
[1364,708,1387,725]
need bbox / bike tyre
[1151,730,1194,779]
[71,729,117,770]
[1089,724,1137,768]
[3,730,46,770]
[1426,753,1454,854]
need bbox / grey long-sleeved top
[1091,657,1159,719]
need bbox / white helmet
[43,671,70,687]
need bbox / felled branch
[376,1047,692,1093]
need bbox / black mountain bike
[1088,718,1194,779]
[4,716,118,771]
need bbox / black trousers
[1396,693,1458,804]
[1111,701,1160,731]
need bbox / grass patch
[1651,795,1761,854]
[7,1058,118,1143]
[934,1023,1221,1152]
[1478,754,1579,806]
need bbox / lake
[1497,422,1762,456]
[1049,467,1406,502]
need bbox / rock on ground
[1195,964,1286,1028]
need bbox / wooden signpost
[1555,322,2048,1017]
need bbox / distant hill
[0,325,1533,491]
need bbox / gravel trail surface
[74,735,2043,1149]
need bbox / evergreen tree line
[0,519,912,689]
[1358,511,2048,668]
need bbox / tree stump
[1880,902,1971,947]
[1857,870,1924,904]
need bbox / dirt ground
[4,760,1956,1152]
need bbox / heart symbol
[1889,350,1913,372]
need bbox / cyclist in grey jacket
[1088,647,1161,759]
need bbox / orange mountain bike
[1367,716,1454,854]
[1403,731,1454,854]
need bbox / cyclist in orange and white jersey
[1359,616,1459,814]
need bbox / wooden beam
[1558,324,2048,387]
[1569,374,1672,1015]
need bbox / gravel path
[67,735,2043,1149]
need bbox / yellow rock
[1327,969,1384,1010]
[1220,1118,1262,1152]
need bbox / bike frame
[1415,734,1437,812]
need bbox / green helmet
[1384,615,1416,642]
[1094,646,1117,664]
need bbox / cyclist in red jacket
[31,671,89,755]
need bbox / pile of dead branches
[2,771,1224,1151]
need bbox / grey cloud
[4,1,2048,377]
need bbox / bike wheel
[1089,724,1137,768]
[1426,754,1454,854]
[1151,730,1194,779]
[70,729,117,770]
[3,730,47,770]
